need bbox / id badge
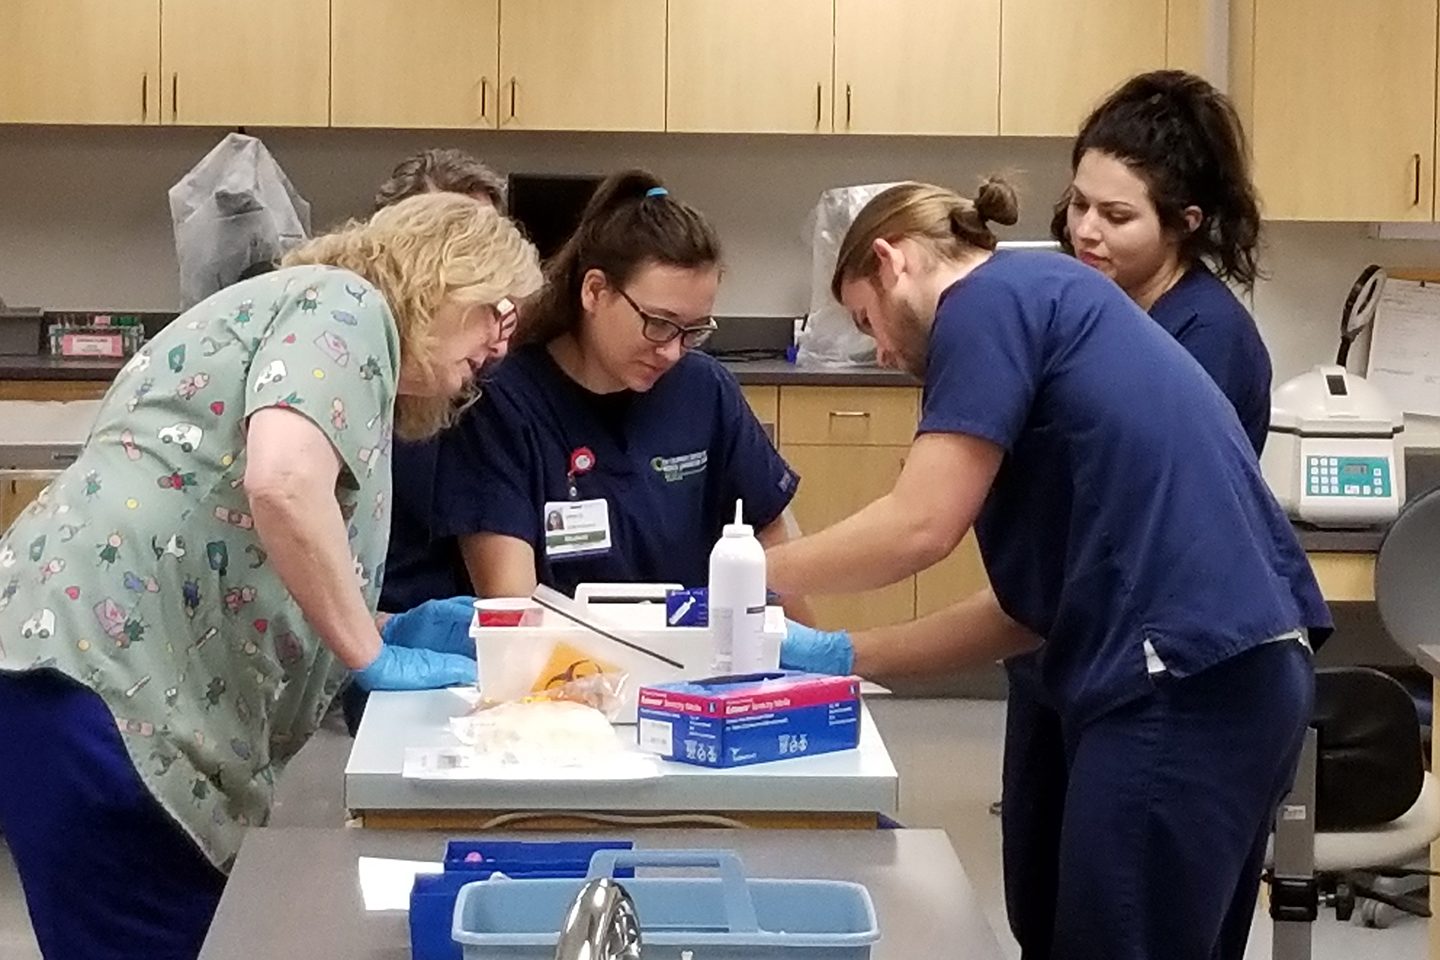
[543,498,613,559]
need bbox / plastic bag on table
[452,666,633,770]
[795,181,903,368]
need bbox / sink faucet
[553,877,643,960]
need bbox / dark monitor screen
[506,173,603,261]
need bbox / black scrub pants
[1001,640,1313,960]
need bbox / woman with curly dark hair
[1053,69,1271,454]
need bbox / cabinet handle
[479,77,488,120]
[828,410,871,419]
[171,72,178,122]
[1413,153,1423,206]
[509,78,517,123]
[845,83,852,128]
[141,73,148,122]
[815,83,822,128]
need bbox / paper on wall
[1367,278,1440,417]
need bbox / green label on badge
[547,529,608,549]
[651,450,708,483]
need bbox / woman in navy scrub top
[1055,70,1272,453]
[770,178,1331,960]
[999,70,1281,958]
[433,170,809,611]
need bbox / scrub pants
[1001,640,1313,960]
[0,670,227,960]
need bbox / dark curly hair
[1051,70,1264,290]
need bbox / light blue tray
[452,849,879,960]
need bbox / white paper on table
[1368,278,1440,417]
[356,857,442,911]
[401,746,663,782]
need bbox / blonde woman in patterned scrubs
[0,193,541,960]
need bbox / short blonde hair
[283,193,542,439]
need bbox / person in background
[773,177,1329,960]
[0,193,541,959]
[990,70,1278,959]
[374,149,510,613]
[1054,69,1271,453]
[338,148,512,737]
[431,169,811,618]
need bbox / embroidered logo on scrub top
[650,450,708,483]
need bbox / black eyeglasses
[614,287,717,350]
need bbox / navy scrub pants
[1001,639,1314,960]
[0,670,227,960]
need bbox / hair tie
[645,187,669,198]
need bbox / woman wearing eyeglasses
[432,169,809,608]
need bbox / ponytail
[831,177,1018,300]
[518,168,721,346]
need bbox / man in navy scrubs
[772,178,1331,960]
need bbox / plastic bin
[452,849,879,960]
[410,840,634,960]
[471,584,782,723]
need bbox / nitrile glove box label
[635,671,861,768]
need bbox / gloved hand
[781,619,855,676]
[351,643,477,692]
[380,597,477,658]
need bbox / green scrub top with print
[0,264,399,870]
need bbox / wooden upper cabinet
[0,0,161,124]
[161,0,330,127]
[499,0,665,132]
[1235,0,1438,221]
[332,0,499,129]
[835,0,1000,135]
[999,0,1167,136]
[667,0,834,134]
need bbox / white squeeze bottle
[709,499,769,675]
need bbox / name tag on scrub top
[543,499,613,559]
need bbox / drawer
[0,379,109,402]
[778,386,919,446]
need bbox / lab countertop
[0,352,917,387]
[717,357,918,387]
[1414,646,1440,679]
[0,354,126,380]
[1292,526,1387,554]
[199,827,1007,960]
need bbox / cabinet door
[835,0,1000,135]
[667,0,833,134]
[499,0,665,132]
[0,474,57,532]
[332,0,499,129]
[741,386,780,444]
[781,444,916,631]
[914,535,990,617]
[0,0,160,124]
[161,0,330,126]
[1241,0,1437,221]
[999,0,1167,136]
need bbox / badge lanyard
[567,447,596,500]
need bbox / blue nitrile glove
[781,619,855,676]
[352,643,477,691]
[380,597,477,658]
